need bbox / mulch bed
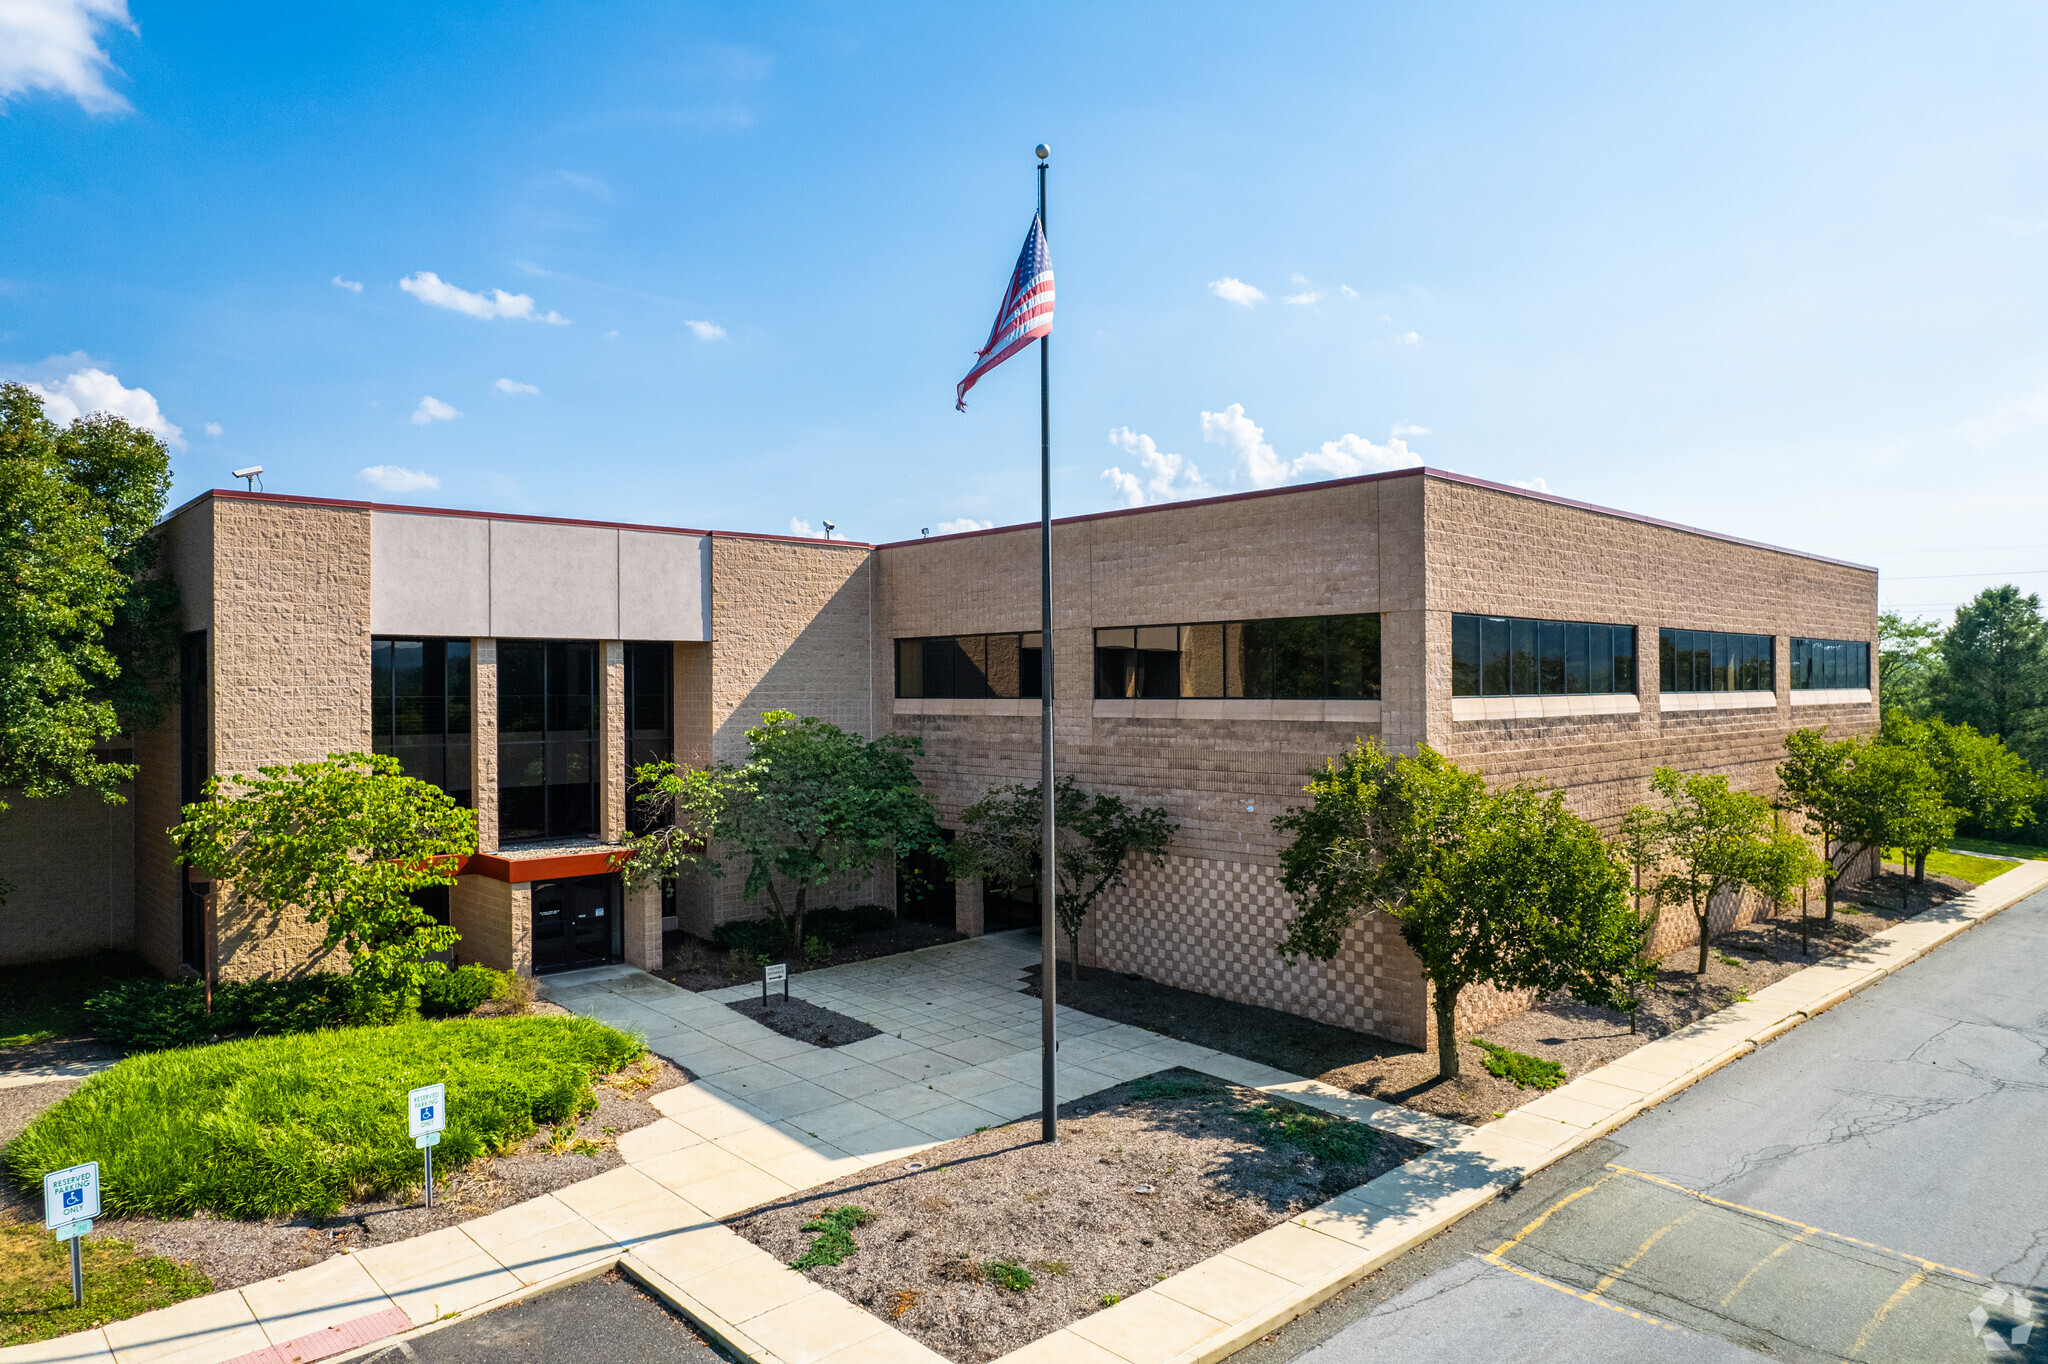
[0,1053,693,1293]
[726,996,880,1048]
[658,921,965,992]
[727,1068,1424,1364]
[1033,867,1970,1128]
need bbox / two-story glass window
[1092,615,1381,700]
[371,637,472,806]
[895,633,1044,699]
[498,640,596,841]
[1790,637,1870,690]
[1659,629,1774,693]
[1450,615,1636,697]
[623,642,674,836]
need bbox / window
[1092,614,1381,700]
[623,642,674,836]
[896,633,1043,699]
[498,640,597,842]
[1450,614,1636,697]
[1790,637,1870,691]
[1658,629,1775,693]
[371,637,472,806]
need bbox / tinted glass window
[1089,613,1381,700]
[1658,628,1774,694]
[372,637,472,807]
[1451,614,1636,698]
[497,639,596,842]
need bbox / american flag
[956,214,1054,411]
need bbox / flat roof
[874,465,1877,574]
[160,489,875,549]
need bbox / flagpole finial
[1034,143,1050,162]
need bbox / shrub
[802,936,832,970]
[849,903,896,933]
[228,976,352,1035]
[1472,1039,1566,1090]
[84,976,355,1050]
[7,1015,642,1219]
[712,918,789,961]
[420,965,507,1016]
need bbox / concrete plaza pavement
[1241,883,2048,1364]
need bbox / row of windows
[371,638,474,807]
[1450,615,1638,697]
[1791,637,1870,691]
[1660,630,1773,694]
[1094,616,1382,700]
[896,633,1046,700]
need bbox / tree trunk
[1823,838,1836,925]
[1912,850,1927,884]
[1696,910,1711,976]
[1434,987,1461,1080]
[1066,928,1082,981]
[791,883,808,956]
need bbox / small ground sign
[407,1083,447,1209]
[43,1161,99,1234]
[764,960,788,1003]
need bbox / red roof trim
[874,467,1876,573]
[462,849,632,884]
[162,489,873,549]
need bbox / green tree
[947,776,1174,979]
[612,759,725,894]
[719,711,942,951]
[0,384,182,811]
[1930,586,2048,766]
[1879,611,1943,720]
[1879,712,2042,879]
[1272,741,1643,1080]
[169,752,476,1016]
[1844,740,1956,908]
[1777,728,1863,923]
[1630,767,1822,976]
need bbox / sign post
[44,1161,100,1307]
[762,961,788,1006]
[407,1083,447,1209]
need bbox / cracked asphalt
[1233,884,2048,1363]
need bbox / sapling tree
[947,776,1174,979]
[1777,728,1862,923]
[170,752,476,1017]
[718,711,942,951]
[1845,740,1956,911]
[1272,740,1643,1080]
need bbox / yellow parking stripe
[1720,1228,1811,1308]
[1489,1172,1621,1260]
[1845,1271,1925,1360]
[1593,1211,1697,1294]
[1477,1252,1693,1335]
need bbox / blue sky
[5,3,2047,619]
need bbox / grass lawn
[6,1016,641,1220]
[0,1225,211,1348]
[1883,847,2021,885]
[0,953,153,1049]
[1948,835,2048,862]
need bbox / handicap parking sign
[408,1083,447,1139]
[43,1162,100,1231]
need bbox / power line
[1882,568,2048,581]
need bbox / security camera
[822,520,837,539]
[231,465,264,491]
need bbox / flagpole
[1035,142,1058,1145]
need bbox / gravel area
[1036,867,1971,1128]
[658,921,965,992]
[0,1057,693,1291]
[728,1068,1425,1364]
[725,996,880,1048]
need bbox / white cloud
[203,421,222,436]
[1283,289,1320,306]
[409,395,459,425]
[932,517,994,535]
[684,319,726,341]
[358,465,440,492]
[1207,277,1265,307]
[1394,331,1421,345]
[1100,427,1214,508]
[331,276,363,293]
[1199,404,1422,490]
[1391,422,1429,437]
[1510,476,1553,494]
[1958,384,2048,444]
[28,363,184,448]
[602,329,620,340]
[493,377,539,395]
[1340,285,1360,299]
[398,271,568,323]
[0,0,134,114]
[788,517,817,537]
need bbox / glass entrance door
[530,875,621,974]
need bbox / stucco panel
[488,521,620,639]
[370,511,491,636]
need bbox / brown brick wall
[450,874,527,973]
[0,782,135,963]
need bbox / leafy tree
[0,384,182,812]
[1843,740,1956,908]
[947,776,1174,979]
[1931,586,2048,767]
[171,753,475,1016]
[611,759,725,894]
[1630,767,1824,976]
[719,710,942,951]
[1878,712,2043,878]
[1272,741,1643,1080]
[1878,612,1944,720]
[1778,728,1864,923]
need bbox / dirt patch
[725,997,880,1048]
[727,1068,1426,1364]
[0,1057,694,1292]
[1038,867,1971,1129]
[658,920,966,992]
